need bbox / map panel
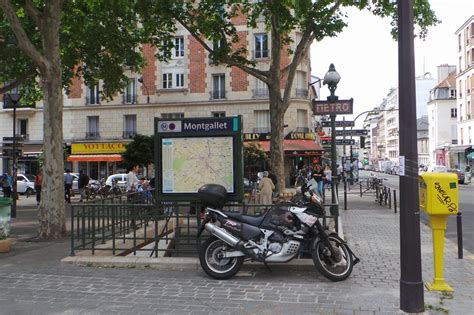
[162,137,234,193]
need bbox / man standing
[78,170,89,202]
[34,169,43,206]
[126,164,140,192]
[465,165,471,184]
[64,169,74,203]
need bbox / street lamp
[138,77,150,104]
[7,93,21,218]
[323,63,340,215]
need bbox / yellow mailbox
[419,172,459,292]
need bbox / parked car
[428,165,447,173]
[16,174,35,195]
[447,169,465,184]
[105,174,127,188]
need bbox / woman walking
[311,164,325,197]
[258,171,275,205]
[34,169,43,206]
[323,165,332,191]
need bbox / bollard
[388,188,391,209]
[344,178,348,210]
[360,181,363,198]
[393,190,397,213]
[384,187,388,205]
[375,185,379,203]
[457,212,463,259]
[379,186,383,206]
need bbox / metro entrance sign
[321,120,354,128]
[321,139,355,146]
[313,99,353,115]
[335,129,368,137]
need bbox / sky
[310,0,474,127]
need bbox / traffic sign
[321,121,355,127]
[335,129,368,137]
[321,139,355,145]
[313,99,354,115]
[2,136,26,143]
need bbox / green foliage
[0,1,174,99]
[244,142,268,167]
[37,145,70,168]
[121,134,154,168]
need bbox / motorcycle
[196,182,359,281]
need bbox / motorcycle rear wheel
[312,235,353,281]
[199,236,244,280]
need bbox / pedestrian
[465,165,471,183]
[64,169,74,203]
[34,169,43,206]
[78,170,89,202]
[1,173,12,198]
[258,171,275,205]
[323,165,332,191]
[311,164,325,196]
[126,164,140,192]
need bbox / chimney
[437,64,456,83]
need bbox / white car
[16,174,36,195]
[105,174,127,188]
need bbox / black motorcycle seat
[223,211,266,226]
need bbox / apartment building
[454,15,474,169]
[417,116,429,167]
[0,22,320,181]
[384,88,399,166]
[427,65,458,167]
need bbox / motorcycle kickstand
[263,262,272,273]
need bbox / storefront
[243,132,323,186]
[67,142,127,180]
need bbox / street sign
[321,120,355,127]
[2,136,26,143]
[321,139,355,146]
[313,99,354,115]
[335,129,368,137]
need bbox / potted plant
[0,224,11,253]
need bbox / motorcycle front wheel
[312,235,354,281]
[199,236,244,280]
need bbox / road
[358,170,474,254]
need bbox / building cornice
[454,15,474,35]
[455,66,473,79]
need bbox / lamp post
[323,64,341,214]
[398,0,424,312]
[138,77,150,104]
[7,93,21,218]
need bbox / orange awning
[245,140,323,155]
[67,154,123,162]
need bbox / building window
[254,34,268,59]
[212,74,226,99]
[468,101,472,120]
[176,73,185,88]
[253,78,268,98]
[162,73,172,89]
[212,111,226,118]
[459,80,463,98]
[459,56,462,73]
[16,119,28,139]
[162,113,184,119]
[458,34,462,52]
[174,36,184,58]
[450,88,456,98]
[123,78,136,104]
[296,71,308,98]
[460,104,463,121]
[460,128,464,145]
[469,126,472,144]
[451,108,457,118]
[86,83,100,105]
[123,115,137,139]
[296,109,308,132]
[254,110,270,133]
[86,116,100,139]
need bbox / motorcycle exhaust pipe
[204,223,241,247]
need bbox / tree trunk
[37,7,66,238]
[268,88,286,194]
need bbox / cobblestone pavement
[0,193,473,314]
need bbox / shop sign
[72,142,127,154]
[243,133,271,141]
[285,132,316,140]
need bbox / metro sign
[313,99,354,115]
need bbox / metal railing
[295,88,308,98]
[85,132,100,139]
[70,193,338,258]
[252,88,269,98]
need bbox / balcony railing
[123,131,137,139]
[252,88,269,98]
[210,90,226,100]
[253,127,270,133]
[85,96,100,105]
[122,94,137,104]
[85,132,100,140]
[295,88,308,98]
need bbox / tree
[146,0,438,192]
[243,142,268,177]
[0,1,172,238]
[121,134,154,170]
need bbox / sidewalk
[1,191,473,314]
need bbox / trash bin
[0,197,12,237]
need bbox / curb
[61,255,318,272]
